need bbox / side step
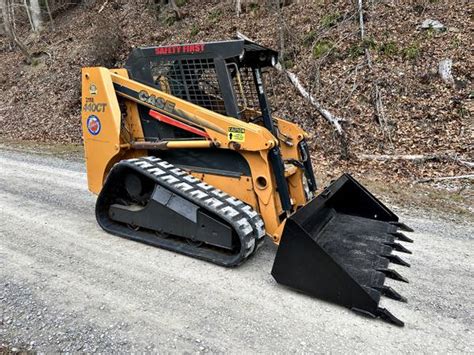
[271,174,413,326]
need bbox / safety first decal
[87,115,101,135]
[228,127,245,142]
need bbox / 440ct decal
[83,102,107,113]
[83,97,107,113]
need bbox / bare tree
[44,0,54,30]
[275,0,285,62]
[29,0,43,32]
[23,0,35,31]
[168,0,182,19]
[1,0,33,63]
[235,0,241,17]
[357,0,391,144]
[0,0,11,40]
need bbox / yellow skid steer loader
[81,39,413,326]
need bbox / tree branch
[275,63,344,135]
[23,0,34,32]
[98,0,108,14]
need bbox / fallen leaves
[0,0,471,186]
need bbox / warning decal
[228,127,245,142]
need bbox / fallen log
[417,174,474,183]
[359,154,439,162]
[359,154,474,168]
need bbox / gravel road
[1,147,473,353]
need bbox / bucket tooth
[386,242,412,254]
[376,307,404,327]
[375,285,407,302]
[390,222,414,232]
[383,254,411,267]
[392,232,414,243]
[378,268,409,283]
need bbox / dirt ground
[0,145,472,352]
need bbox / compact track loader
[81,39,413,326]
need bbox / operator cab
[124,39,278,126]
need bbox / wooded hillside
[0,0,472,185]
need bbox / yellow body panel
[82,68,123,193]
[81,67,311,242]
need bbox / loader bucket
[271,174,413,326]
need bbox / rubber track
[98,156,266,267]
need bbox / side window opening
[150,58,227,115]
[227,63,273,121]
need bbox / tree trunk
[1,0,33,63]
[0,0,11,39]
[235,0,241,17]
[29,0,42,32]
[24,0,35,31]
[44,0,54,29]
[168,0,182,19]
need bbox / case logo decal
[87,115,101,135]
[139,90,176,113]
